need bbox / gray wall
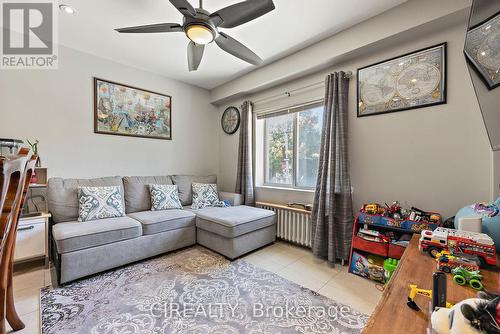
[495,151,500,199]
[466,0,500,151]
[0,46,219,179]
[217,14,492,218]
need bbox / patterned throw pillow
[149,184,182,210]
[78,186,125,222]
[191,183,229,210]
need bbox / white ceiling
[58,0,408,90]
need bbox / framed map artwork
[464,11,500,90]
[357,43,447,117]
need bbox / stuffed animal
[431,291,500,334]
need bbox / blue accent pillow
[191,183,229,209]
[149,184,183,210]
[78,186,125,222]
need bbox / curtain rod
[253,71,353,105]
[255,98,325,117]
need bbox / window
[263,103,324,189]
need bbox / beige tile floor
[242,241,383,314]
[8,241,382,333]
[7,265,51,333]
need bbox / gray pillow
[123,176,172,213]
[78,186,125,222]
[150,184,182,210]
[48,176,124,223]
[171,175,217,206]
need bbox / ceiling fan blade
[210,0,275,28]
[188,41,205,71]
[215,32,263,65]
[115,23,183,33]
[169,0,196,17]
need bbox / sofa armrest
[219,192,243,206]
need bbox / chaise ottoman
[194,205,276,259]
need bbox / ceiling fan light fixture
[185,24,214,45]
[59,4,76,15]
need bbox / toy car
[451,266,483,290]
[436,252,480,273]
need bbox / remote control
[432,272,447,310]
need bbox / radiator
[256,202,313,248]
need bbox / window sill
[256,185,316,193]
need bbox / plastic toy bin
[401,220,438,232]
[388,243,406,259]
[358,212,381,225]
[352,235,388,258]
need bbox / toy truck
[362,203,385,215]
[451,266,483,290]
[419,227,496,267]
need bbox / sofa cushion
[171,175,217,206]
[52,216,142,254]
[194,206,276,238]
[48,176,125,223]
[123,176,173,213]
[128,210,196,235]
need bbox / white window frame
[262,101,323,190]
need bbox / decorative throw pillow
[149,184,182,210]
[191,183,229,209]
[78,186,125,222]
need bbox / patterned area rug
[41,247,368,334]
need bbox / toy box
[358,212,438,232]
[349,251,386,283]
[401,220,439,232]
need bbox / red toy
[419,227,496,267]
[436,252,480,273]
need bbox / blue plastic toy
[455,197,500,251]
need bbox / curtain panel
[311,72,353,264]
[235,101,255,206]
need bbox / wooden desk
[362,235,499,334]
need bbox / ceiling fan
[115,0,275,71]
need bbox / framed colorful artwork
[357,43,447,117]
[94,78,172,140]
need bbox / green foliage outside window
[265,105,323,188]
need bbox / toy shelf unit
[349,205,443,283]
[31,167,47,188]
[21,167,48,218]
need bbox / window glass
[263,103,324,189]
[265,113,294,185]
[297,106,323,188]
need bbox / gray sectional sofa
[47,175,276,284]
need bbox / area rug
[41,247,368,334]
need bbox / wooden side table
[14,212,51,266]
[362,235,499,334]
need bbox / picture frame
[357,43,447,117]
[94,78,172,140]
[464,11,500,90]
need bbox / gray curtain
[235,101,255,206]
[311,72,353,264]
